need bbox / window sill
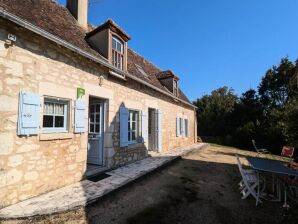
[39,132,74,141]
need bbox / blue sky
[58,0,298,101]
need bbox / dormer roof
[86,19,131,42]
[155,70,180,80]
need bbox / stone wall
[0,18,196,208]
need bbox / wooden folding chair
[252,140,270,154]
[236,154,263,206]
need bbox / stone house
[0,0,197,208]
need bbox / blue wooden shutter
[157,110,162,152]
[120,106,129,147]
[17,91,40,136]
[74,99,86,133]
[182,118,186,138]
[142,111,147,143]
[176,117,180,137]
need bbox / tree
[193,57,298,154]
[232,89,263,148]
[257,58,297,153]
[258,57,295,110]
[194,87,237,144]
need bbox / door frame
[87,96,107,166]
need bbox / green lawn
[209,143,291,162]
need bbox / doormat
[87,173,111,182]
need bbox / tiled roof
[86,19,131,41]
[155,70,180,80]
[0,0,190,103]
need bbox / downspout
[0,7,197,109]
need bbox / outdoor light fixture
[98,75,104,86]
[5,33,17,47]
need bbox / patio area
[2,144,298,224]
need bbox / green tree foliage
[194,58,298,154]
[195,87,237,140]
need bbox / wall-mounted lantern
[98,75,104,86]
[5,33,17,47]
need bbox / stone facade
[0,18,197,208]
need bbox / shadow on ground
[3,146,298,224]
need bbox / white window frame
[42,97,69,133]
[173,80,178,96]
[128,110,139,144]
[112,36,124,70]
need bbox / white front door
[87,102,104,165]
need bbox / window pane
[132,112,137,121]
[44,103,54,115]
[132,121,136,131]
[180,118,183,132]
[55,104,64,115]
[117,41,122,52]
[112,38,116,49]
[90,124,94,133]
[128,131,131,141]
[132,131,136,141]
[95,124,99,133]
[96,114,100,122]
[43,115,53,127]
[128,120,130,131]
[90,114,94,123]
[54,116,64,128]
[90,105,95,113]
[96,104,100,113]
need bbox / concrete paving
[0,143,208,219]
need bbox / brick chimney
[67,0,88,30]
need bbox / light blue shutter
[157,110,162,152]
[74,99,86,133]
[182,118,186,138]
[142,111,147,143]
[176,117,180,137]
[17,91,40,136]
[120,106,129,147]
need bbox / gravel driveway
[3,145,298,224]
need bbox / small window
[173,80,178,96]
[128,110,139,143]
[135,64,148,77]
[43,98,69,133]
[112,36,124,70]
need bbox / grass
[210,143,291,162]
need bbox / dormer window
[112,36,124,70]
[155,70,180,95]
[85,19,131,74]
[173,80,178,96]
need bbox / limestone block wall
[0,18,196,208]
